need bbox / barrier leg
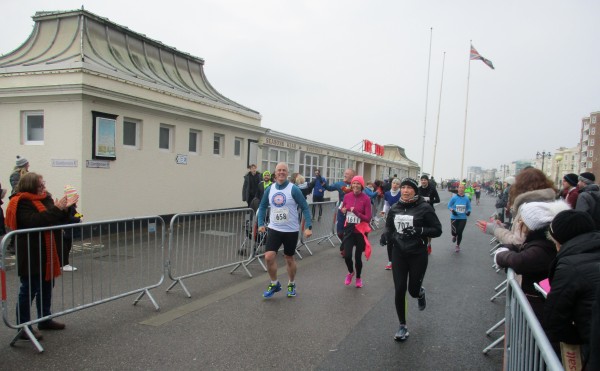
[490,286,506,302]
[11,327,44,353]
[486,318,505,335]
[229,260,254,278]
[133,289,160,311]
[495,279,507,291]
[296,241,313,256]
[483,334,505,354]
[166,279,192,298]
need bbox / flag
[470,44,494,70]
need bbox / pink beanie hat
[351,176,365,189]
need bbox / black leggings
[342,233,365,278]
[451,219,467,246]
[392,250,428,324]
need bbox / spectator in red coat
[560,173,579,208]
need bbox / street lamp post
[500,164,508,179]
[536,151,552,172]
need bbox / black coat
[385,197,442,255]
[242,171,261,202]
[544,231,600,351]
[15,195,69,277]
[418,184,440,206]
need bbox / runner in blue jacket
[448,183,472,253]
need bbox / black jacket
[418,185,440,206]
[544,231,600,351]
[385,197,442,255]
[242,171,261,202]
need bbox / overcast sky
[2,0,599,180]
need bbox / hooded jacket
[544,231,600,351]
[384,197,442,255]
[575,184,600,229]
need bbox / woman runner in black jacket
[382,178,442,341]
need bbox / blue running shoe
[263,282,281,298]
[287,283,297,297]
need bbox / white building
[1,9,418,221]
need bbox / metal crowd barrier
[503,269,562,370]
[1,216,165,352]
[166,208,255,298]
[304,201,337,248]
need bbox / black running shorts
[266,229,299,256]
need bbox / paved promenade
[0,191,505,370]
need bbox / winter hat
[563,173,578,187]
[64,185,78,200]
[262,170,271,177]
[16,156,28,167]
[550,209,596,244]
[519,200,570,231]
[351,175,365,189]
[420,174,429,180]
[400,177,419,193]
[579,172,595,185]
[504,176,516,185]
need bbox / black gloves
[466,211,471,216]
[379,234,388,246]
[402,226,418,237]
[451,210,458,216]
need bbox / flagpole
[420,27,433,175]
[460,41,472,180]
[431,51,446,178]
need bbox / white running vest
[268,182,300,232]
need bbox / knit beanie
[504,176,515,185]
[579,172,595,185]
[262,170,271,177]
[351,175,365,189]
[550,209,596,244]
[519,200,570,231]
[64,185,78,199]
[400,177,419,193]
[16,156,28,167]
[420,174,429,180]
[563,173,578,187]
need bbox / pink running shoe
[385,263,392,270]
[455,245,461,253]
[356,278,363,288]
[345,272,354,285]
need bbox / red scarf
[6,192,62,281]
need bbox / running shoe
[418,288,426,311]
[394,325,409,341]
[385,263,392,270]
[263,282,281,298]
[287,283,296,297]
[355,278,363,288]
[455,245,460,253]
[344,272,354,286]
[427,244,432,255]
[452,236,457,243]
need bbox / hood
[558,231,600,259]
[581,184,600,193]
[512,188,556,214]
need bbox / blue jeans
[16,275,53,325]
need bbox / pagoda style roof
[0,9,260,118]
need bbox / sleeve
[494,221,526,245]
[431,189,440,204]
[543,264,581,343]
[467,198,472,213]
[494,245,551,273]
[242,176,248,202]
[575,193,591,213]
[383,200,391,214]
[448,196,455,210]
[324,181,338,192]
[421,207,442,238]
[291,186,312,229]
[17,201,68,228]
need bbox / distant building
[580,112,599,175]
[0,9,418,220]
[551,145,580,185]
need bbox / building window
[592,127,596,135]
[593,116,597,124]
[591,138,595,146]
[588,161,593,169]
[123,118,141,148]
[328,158,343,183]
[213,133,224,156]
[263,148,289,174]
[590,149,594,158]
[22,111,44,144]
[189,130,202,154]
[159,124,174,151]
[301,154,319,181]
[234,137,243,157]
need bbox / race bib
[346,211,360,224]
[394,214,414,232]
[456,205,466,213]
[272,207,289,224]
